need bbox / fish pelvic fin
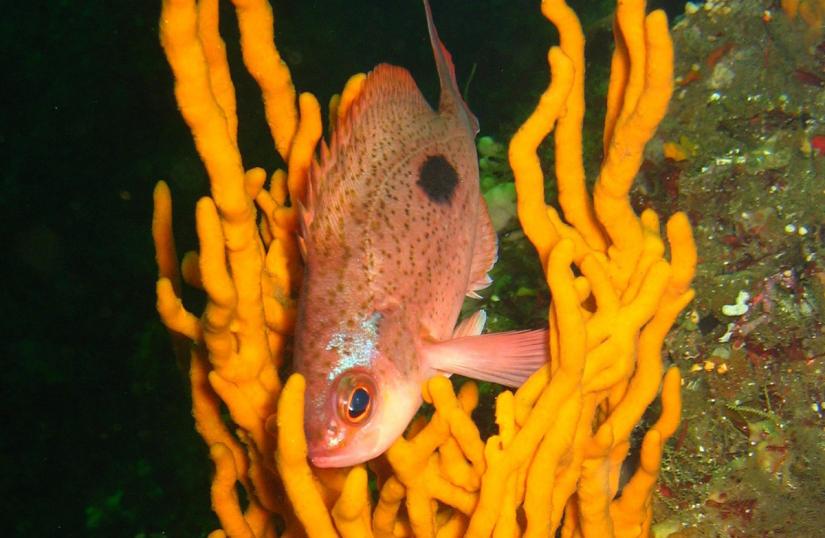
[452,310,487,338]
[422,329,549,387]
[422,0,479,134]
[466,197,498,298]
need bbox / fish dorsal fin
[466,197,498,298]
[297,157,318,259]
[302,64,434,252]
[422,0,479,134]
[315,64,433,186]
[333,64,432,140]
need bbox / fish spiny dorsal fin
[298,155,322,246]
[319,138,330,165]
[300,63,435,257]
[422,0,479,134]
[299,86,360,252]
[314,64,431,189]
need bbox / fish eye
[345,386,371,422]
[335,373,375,425]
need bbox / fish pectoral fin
[422,329,548,388]
[466,197,498,298]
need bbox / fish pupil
[348,387,371,419]
[417,154,458,205]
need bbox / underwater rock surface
[640,0,825,535]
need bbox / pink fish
[294,0,547,468]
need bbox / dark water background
[2,0,688,534]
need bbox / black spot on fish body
[417,154,458,205]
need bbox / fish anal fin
[466,197,498,297]
[422,329,548,387]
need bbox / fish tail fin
[422,329,549,387]
[422,0,479,134]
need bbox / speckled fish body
[293,1,545,467]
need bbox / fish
[293,0,548,468]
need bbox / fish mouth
[308,426,384,468]
[309,446,379,468]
